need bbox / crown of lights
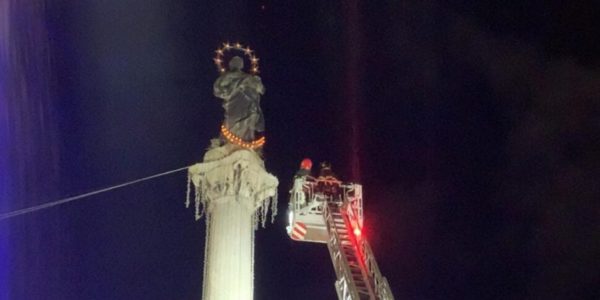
[221,125,266,149]
[214,42,260,74]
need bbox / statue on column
[214,56,265,143]
[187,43,278,300]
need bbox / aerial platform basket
[286,176,363,243]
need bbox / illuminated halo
[221,125,265,149]
[214,42,260,74]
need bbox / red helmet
[300,158,312,170]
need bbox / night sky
[2,1,599,299]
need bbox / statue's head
[229,56,244,71]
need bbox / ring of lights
[221,125,266,149]
[214,42,260,74]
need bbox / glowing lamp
[353,228,361,237]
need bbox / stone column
[187,145,278,300]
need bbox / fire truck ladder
[324,201,394,300]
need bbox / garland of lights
[221,125,266,149]
[214,42,260,74]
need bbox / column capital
[187,147,279,224]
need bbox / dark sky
[2,1,599,299]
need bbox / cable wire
[0,165,191,221]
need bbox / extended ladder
[286,162,394,300]
[325,202,394,300]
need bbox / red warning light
[353,228,361,237]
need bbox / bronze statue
[213,56,265,142]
